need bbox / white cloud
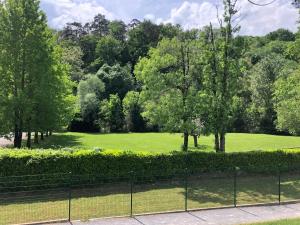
[163,0,299,35]
[165,1,220,30]
[42,0,299,35]
[144,14,155,21]
[43,0,114,29]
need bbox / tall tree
[90,14,109,37]
[135,37,204,151]
[0,0,74,148]
[204,0,241,152]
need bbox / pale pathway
[50,203,300,225]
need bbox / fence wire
[1,169,300,224]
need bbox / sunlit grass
[246,218,300,225]
[34,132,300,153]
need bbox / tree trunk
[183,132,189,151]
[26,131,31,148]
[49,131,52,136]
[220,133,225,152]
[41,132,44,141]
[34,132,39,144]
[193,135,198,147]
[14,126,22,148]
[46,131,49,137]
[214,133,220,152]
[14,125,19,148]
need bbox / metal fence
[1,169,300,225]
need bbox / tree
[159,23,182,39]
[274,68,300,135]
[100,94,125,132]
[135,37,204,151]
[127,20,161,69]
[78,75,105,130]
[204,0,241,152]
[266,29,295,42]
[60,22,87,42]
[123,91,146,132]
[109,20,127,42]
[90,14,109,37]
[91,36,123,71]
[32,46,76,144]
[79,34,98,68]
[96,64,134,99]
[61,41,84,83]
[248,54,297,133]
[0,0,74,148]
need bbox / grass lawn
[247,218,300,225]
[34,132,300,153]
[1,172,300,224]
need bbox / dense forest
[0,0,299,152]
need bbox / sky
[40,0,299,36]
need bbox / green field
[35,132,300,153]
[248,218,300,225]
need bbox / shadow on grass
[189,144,212,151]
[34,133,82,149]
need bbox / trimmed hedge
[1,148,300,178]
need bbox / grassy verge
[1,173,300,225]
[246,218,300,225]
[33,132,300,153]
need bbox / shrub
[1,148,300,178]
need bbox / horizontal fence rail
[1,169,300,225]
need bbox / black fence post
[68,172,72,222]
[278,169,281,205]
[185,168,188,211]
[233,167,238,207]
[130,171,134,217]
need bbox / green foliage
[109,20,127,42]
[0,0,75,147]
[127,20,161,65]
[78,75,105,126]
[61,42,84,83]
[135,38,204,136]
[248,54,293,133]
[79,35,98,68]
[274,68,300,135]
[100,94,125,132]
[96,64,134,99]
[266,28,296,42]
[123,91,146,132]
[1,148,300,178]
[93,35,123,70]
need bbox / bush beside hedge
[1,148,300,178]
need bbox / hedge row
[1,148,300,178]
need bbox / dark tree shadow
[189,145,212,151]
[33,133,83,149]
